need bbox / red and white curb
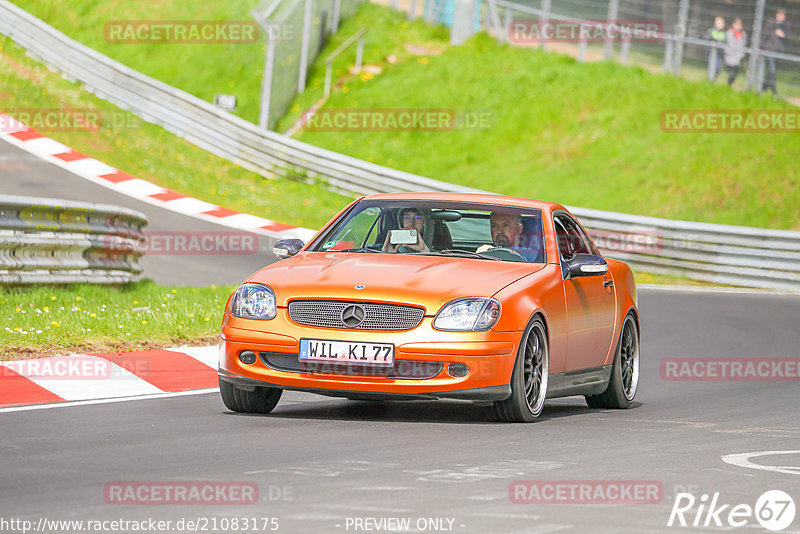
[0,114,317,242]
[0,346,219,409]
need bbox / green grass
[0,281,234,359]
[0,35,350,231]
[10,0,267,125]
[286,4,800,230]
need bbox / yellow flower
[171,289,177,294]
[133,300,139,305]
[50,296,56,301]
[75,307,81,311]
[15,307,21,312]
[43,307,49,312]
[342,86,350,94]
[188,313,195,317]
[51,321,60,327]
[204,317,210,322]
[90,313,96,318]
[76,296,83,301]
[14,327,21,332]
[418,57,429,64]
[142,320,148,325]
[178,325,183,329]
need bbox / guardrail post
[620,36,631,64]
[603,0,619,60]
[356,33,365,71]
[747,0,766,91]
[486,0,503,41]
[663,36,674,73]
[259,28,277,129]
[409,0,419,21]
[331,0,342,31]
[503,5,513,43]
[297,0,313,94]
[672,0,690,75]
[540,0,551,50]
[578,25,588,62]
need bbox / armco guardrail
[0,195,147,285]
[1,1,798,291]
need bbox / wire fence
[386,0,800,98]
[253,0,363,130]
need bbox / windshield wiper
[338,247,382,253]
[424,249,501,261]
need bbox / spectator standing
[762,9,788,95]
[725,18,748,86]
[705,16,727,81]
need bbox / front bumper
[219,311,520,399]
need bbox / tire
[585,313,639,409]
[494,317,549,423]
[219,378,283,414]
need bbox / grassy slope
[0,281,234,358]
[0,35,349,230]
[8,1,796,229]
[288,5,799,230]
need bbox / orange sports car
[218,193,640,422]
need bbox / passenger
[382,208,430,253]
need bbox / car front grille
[260,352,443,380]
[287,300,425,331]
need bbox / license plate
[299,339,395,367]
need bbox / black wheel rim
[523,323,547,414]
[620,317,639,400]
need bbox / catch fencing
[387,0,800,96]
[254,0,363,130]
[0,196,147,285]
[0,0,798,290]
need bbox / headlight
[231,284,276,320]
[433,297,501,331]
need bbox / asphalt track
[2,138,800,533]
[0,140,278,286]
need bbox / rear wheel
[494,317,549,423]
[219,378,282,414]
[585,313,639,409]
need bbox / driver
[477,211,541,261]
[382,207,430,253]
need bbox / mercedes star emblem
[341,304,366,328]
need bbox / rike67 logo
[668,490,796,532]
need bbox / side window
[554,214,597,259]
[554,217,573,260]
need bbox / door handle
[603,279,614,288]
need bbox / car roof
[360,192,564,213]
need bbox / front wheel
[494,317,549,423]
[219,378,282,414]
[585,312,639,409]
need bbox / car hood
[248,252,546,313]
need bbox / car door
[554,212,616,372]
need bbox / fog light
[447,363,469,377]
[239,351,257,365]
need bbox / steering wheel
[480,247,527,262]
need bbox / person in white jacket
[724,18,748,86]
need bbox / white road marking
[722,450,800,476]
[0,388,219,414]
[166,345,218,369]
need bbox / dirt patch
[0,335,221,360]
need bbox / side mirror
[566,253,608,278]
[273,239,304,260]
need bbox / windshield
[309,200,545,263]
